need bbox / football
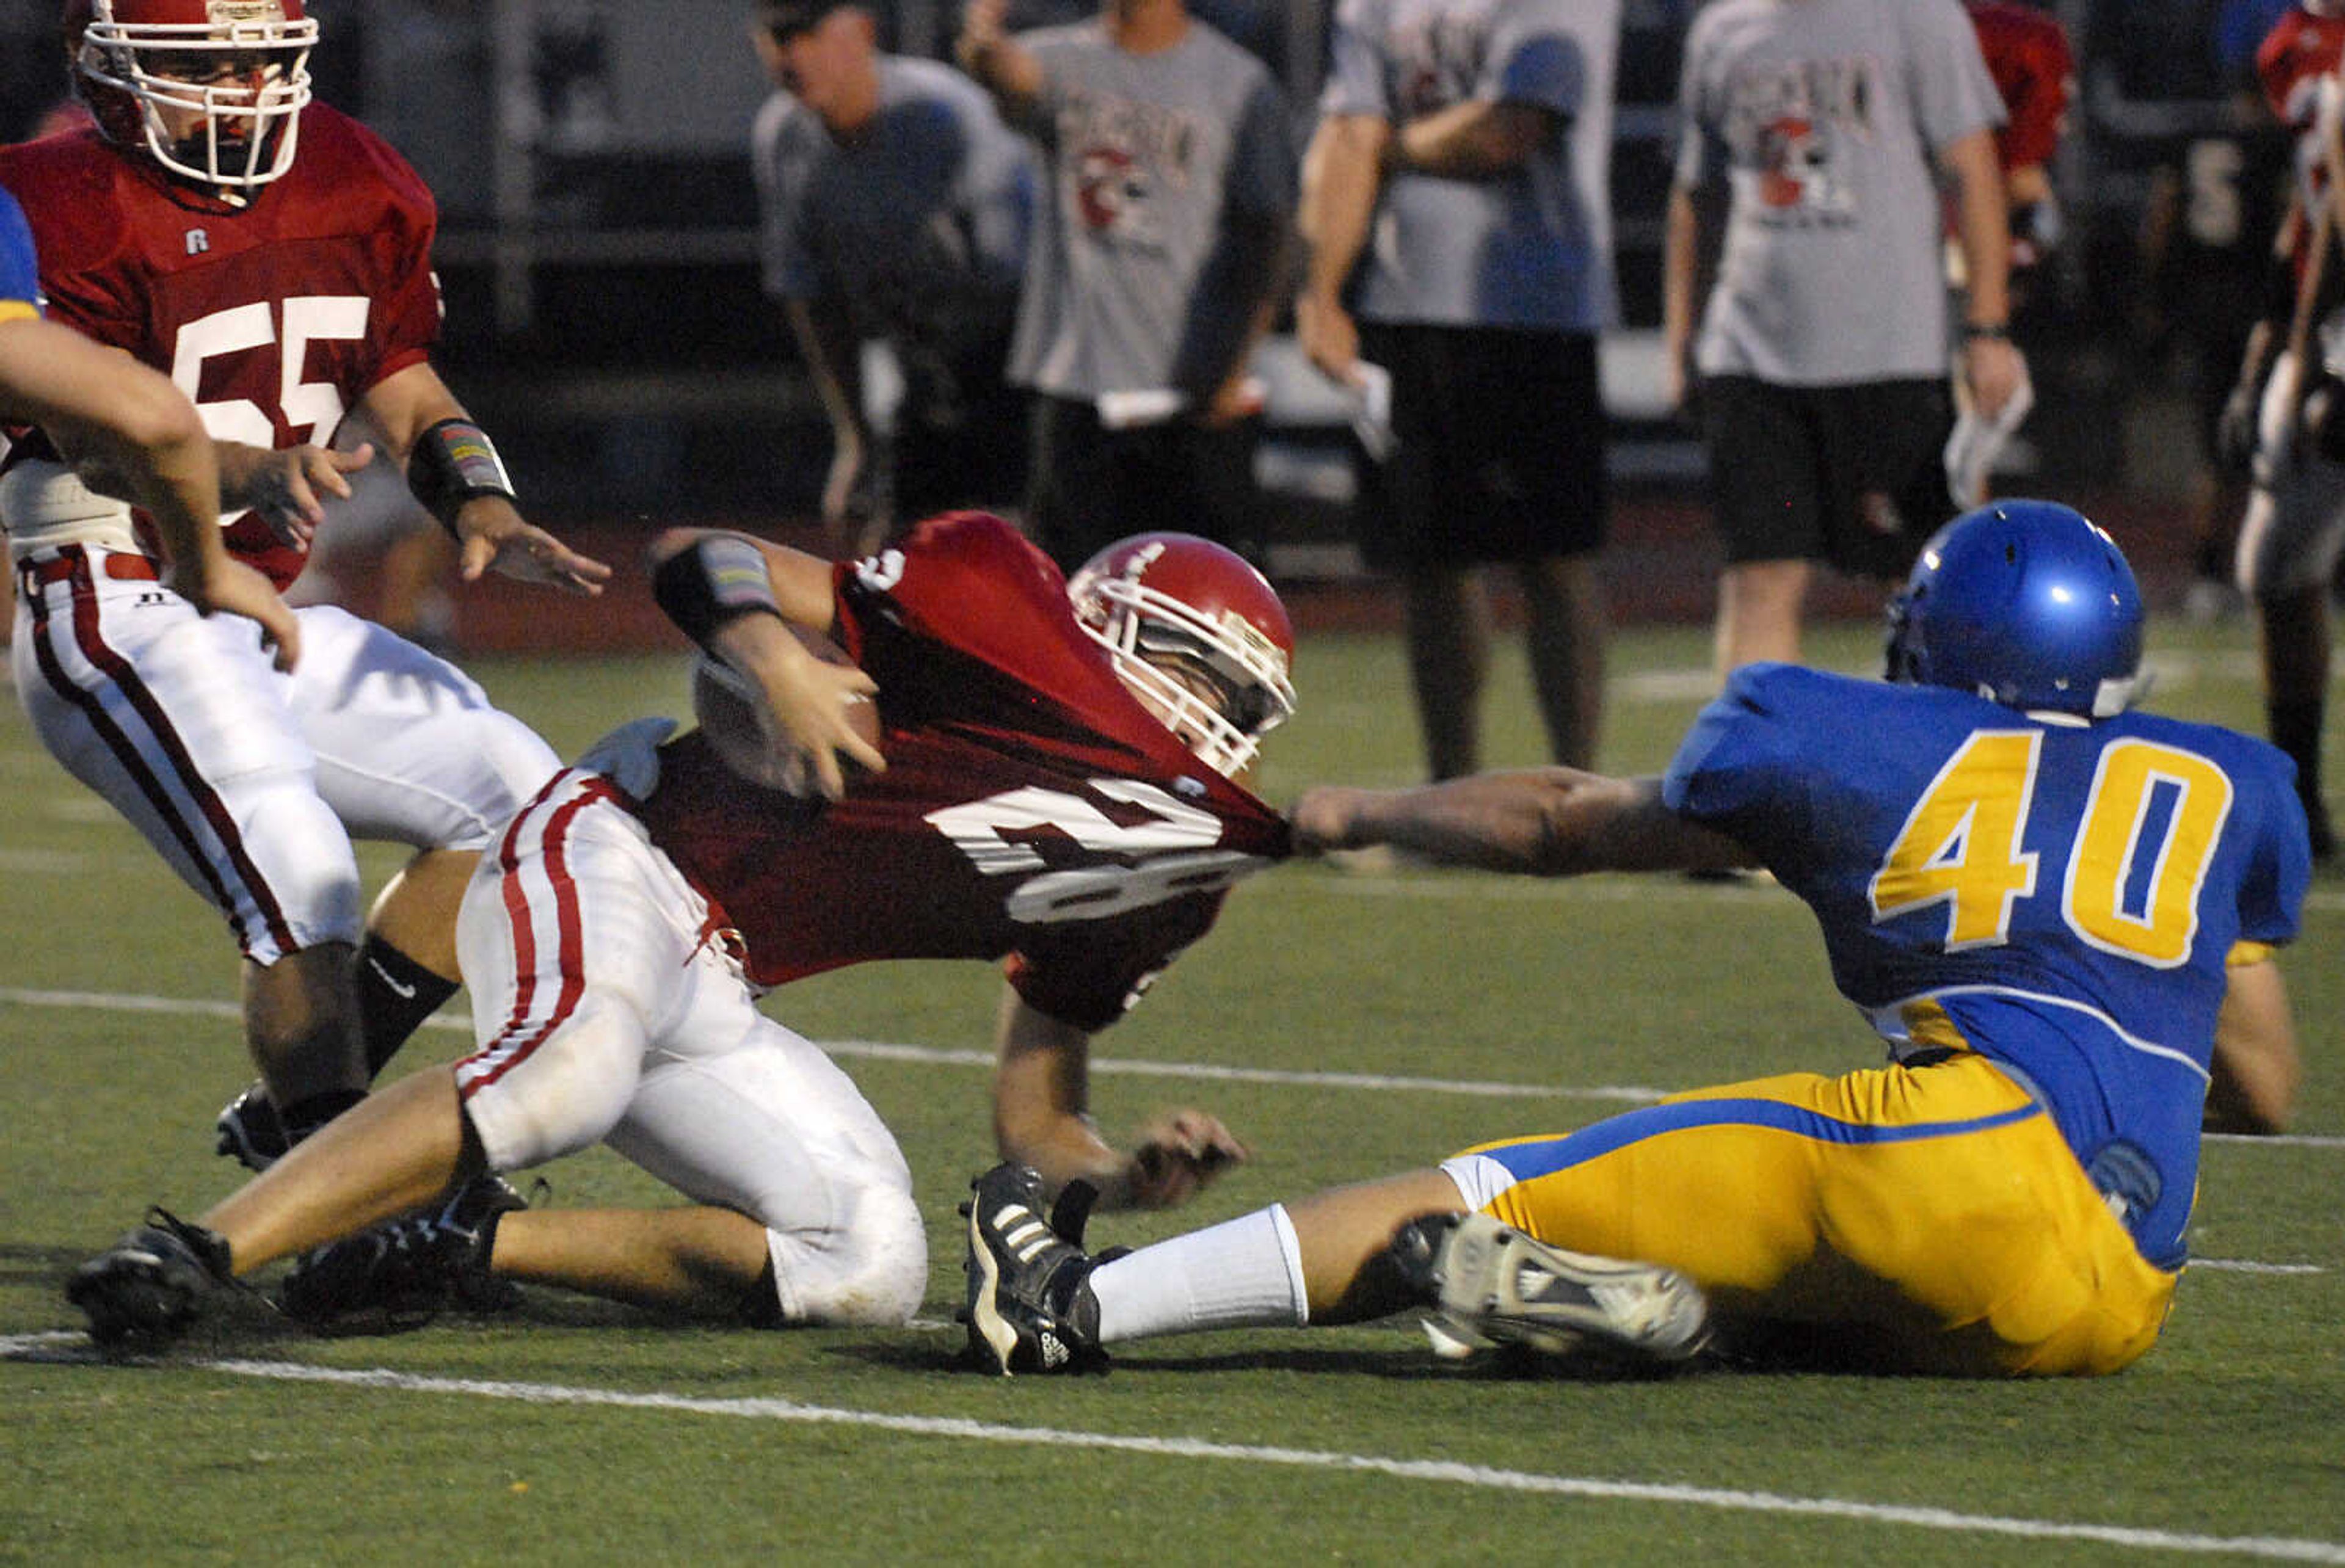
[690,624,879,795]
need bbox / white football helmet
[1068,532,1298,776]
[70,0,316,191]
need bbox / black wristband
[652,535,783,649]
[1960,321,2010,342]
[408,416,517,536]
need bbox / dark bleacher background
[1,0,2281,624]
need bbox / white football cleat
[1400,1213,1712,1366]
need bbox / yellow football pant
[1450,1053,2178,1376]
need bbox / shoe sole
[67,1254,202,1345]
[961,1198,1022,1376]
[1434,1214,1711,1363]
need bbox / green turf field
[2,617,2338,1566]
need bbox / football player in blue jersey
[964,499,2310,1379]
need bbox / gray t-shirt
[1674,0,2003,385]
[1320,0,1620,333]
[1007,18,1298,400]
[751,55,1035,361]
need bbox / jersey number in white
[172,296,370,522]
[925,780,1263,923]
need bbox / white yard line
[1,1331,2336,1563]
[4,985,2341,1152]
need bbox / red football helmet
[1068,533,1298,776]
[68,0,316,190]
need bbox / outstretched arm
[1293,769,1755,876]
[361,360,613,595]
[992,987,1246,1211]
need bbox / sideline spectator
[2217,0,2345,862]
[749,0,1037,553]
[1664,0,2020,680]
[1298,0,1621,778]
[959,0,1298,571]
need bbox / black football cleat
[214,1080,289,1172]
[67,1208,234,1346]
[279,1175,526,1329]
[959,1164,1109,1376]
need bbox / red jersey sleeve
[2258,9,2345,129]
[1972,4,2074,172]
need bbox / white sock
[1089,1203,1309,1345]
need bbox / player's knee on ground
[757,1180,927,1328]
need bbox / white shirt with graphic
[1674,0,2002,385]
[1321,0,1620,333]
[1007,18,1298,401]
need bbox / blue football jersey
[1663,663,2310,1266]
[0,184,39,316]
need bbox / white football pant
[13,543,559,964]
[453,769,927,1327]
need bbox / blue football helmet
[1885,500,2143,718]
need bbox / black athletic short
[1701,374,1956,579]
[1023,392,1263,573]
[893,335,1030,521]
[1353,322,1608,570]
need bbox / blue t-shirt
[0,184,41,319]
[1663,663,2310,1268]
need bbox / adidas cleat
[958,1163,1108,1377]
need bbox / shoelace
[143,1207,286,1321]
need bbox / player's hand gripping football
[742,622,886,801]
[452,495,614,595]
[1124,1110,1248,1209]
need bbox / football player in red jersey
[67,513,1299,1342]
[1942,2,2074,509]
[1,0,614,1178]
[1963,1,2074,271]
[2215,0,2345,860]
[1,181,296,670]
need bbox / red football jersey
[1966,2,2074,173]
[0,105,442,589]
[2256,6,2345,272]
[2258,5,2345,131]
[638,513,1293,1031]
